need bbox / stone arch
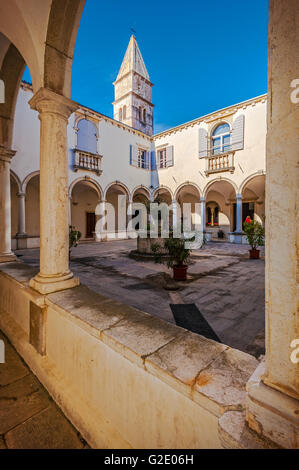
[44,0,86,97]
[104,181,130,201]
[239,172,266,225]
[174,181,202,199]
[174,183,202,232]
[152,185,174,203]
[238,171,266,194]
[105,182,131,238]
[25,172,40,237]
[10,171,19,238]
[204,178,237,236]
[132,185,151,201]
[70,177,103,239]
[0,36,26,147]
[203,177,237,198]
[10,169,21,192]
[22,170,40,193]
[69,176,103,200]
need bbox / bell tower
[113,36,154,136]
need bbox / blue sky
[24,0,269,133]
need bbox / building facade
[10,36,266,248]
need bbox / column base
[246,361,299,449]
[29,271,80,294]
[0,253,18,263]
[233,232,243,244]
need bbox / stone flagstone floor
[0,331,88,449]
[15,240,265,358]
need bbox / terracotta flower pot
[173,265,188,281]
[249,248,260,259]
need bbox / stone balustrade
[74,149,102,175]
[205,151,235,176]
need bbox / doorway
[86,212,95,238]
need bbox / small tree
[151,234,191,268]
[243,216,264,250]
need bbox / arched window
[143,108,146,123]
[123,105,126,120]
[206,203,219,227]
[212,123,230,155]
[139,106,142,121]
[119,108,123,121]
[77,119,98,154]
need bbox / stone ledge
[218,411,278,449]
[1,265,260,428]
[45,279,258,418]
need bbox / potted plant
[243,216,264,259]
[69,225,81,259]
[152,235,191,281]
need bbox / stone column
[68,196,72,227]
[0,146,17,262]
[246,0,299,448]
[16,192,26,236]
[200,197,206,233]
[234,194,243,244]
[28,88,79,294]
[172,199,178,229]
[127,200,133,238]
[96,200,107,241]
[235,194,243,232]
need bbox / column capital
[0,145,16,163]
[29,88,79,121]
[17,191,26,198]
[236,193,242,200]
[200,197,206,203]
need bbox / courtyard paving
[0,331,88,449]
[15,240,265,358]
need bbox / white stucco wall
[10,84,267,242]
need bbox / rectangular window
[158,148,167,168]
[138,148,147,169]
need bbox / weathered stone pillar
[200,197,206,232]
[246,0,299,448]
[68,195,72,226]
[96,200,107,241]
[172,199,178,229]
[28,88,79,294]
[127,200,133,238]
[16,191,26,236]
[235,194,242,232]
[0,146,17,262]
[234,194,243,244]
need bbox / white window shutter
[198,128,208,158]
[232,115,245,151]
[166,146,174,167]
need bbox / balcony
[73,149,103,175]
[205,149,235,176]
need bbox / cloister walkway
[16,240,265,358]
[0,331,88,449]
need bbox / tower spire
[113,36,154,136]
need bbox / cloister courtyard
[14,240,265,358]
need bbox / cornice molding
[153,94,268,139]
